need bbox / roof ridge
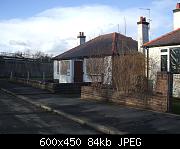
[143,28,180,47]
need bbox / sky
[0,0,179,56]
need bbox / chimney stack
[173,3,180,30]
[137,16,149,54]
[77,32,86,45]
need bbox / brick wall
[155,72,169,96]
[10,78,58,93]
[81,72,171,112]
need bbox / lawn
[172,98,180,114]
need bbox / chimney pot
[140,16,146,22]
[176,3,180,9]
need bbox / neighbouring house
[53,32,138,84]
[139,3,180,98]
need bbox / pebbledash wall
[81,72,171,112]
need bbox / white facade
[148,45,180,97]
[53,56,112,84]
[54,59,94,83]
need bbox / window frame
[60,60,70,76]
[161,55,168,72]
[57,61,59,74]
[170,47,180,74]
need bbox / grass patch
[172,98,180,115]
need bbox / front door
[74,61,83,82]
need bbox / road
[1,80,180,134]
[0,90,99,134]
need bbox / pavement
[1,79,180,134]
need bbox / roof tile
[53,32,138,60]
[143,28,180,48]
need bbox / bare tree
[86,57,104,88]
[33,51,45,59]
[112,51,146,94]
[14,51,23,57]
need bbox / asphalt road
[0,90,99,134]
[1,80,180,134]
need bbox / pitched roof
[53,32,137,60]
[143,28,180,48]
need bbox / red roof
[53,32,137,60]
[143,28,180,48]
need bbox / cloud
[0,0,178,56]
[9,40,30,46]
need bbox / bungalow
[140,3,180,97]
[53,32,138,84]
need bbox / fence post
[27,71,29,83]
[43,72,45,81]
[10,71,13,80]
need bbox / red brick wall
[81,72,171,112]
[155,72,169,96]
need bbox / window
[60,60,70,75]
[170,48,180,73]
[86,58,104,75]
[161,55,167,72]
[57,61,59,74]
[161,49,167,52]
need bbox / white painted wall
[173,10,180,30]
[148,45,180,97]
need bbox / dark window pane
[57,61,59,74]
[161,49,167,52]
[161,55,167,72]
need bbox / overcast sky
[0,0,179,56]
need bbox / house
[139,3,180,97]
[53,32,138,84]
